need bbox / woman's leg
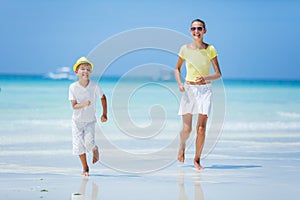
[194,114,208,170]
[178,114,193,163]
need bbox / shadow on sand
[181,164,262,170]
[205,164,262,170]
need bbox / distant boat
[45,67,76,80]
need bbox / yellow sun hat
[73,56,94,72]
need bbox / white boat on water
[45,67,76,80]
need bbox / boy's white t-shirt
[69,81,104,123]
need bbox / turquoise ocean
[0,74,300,176]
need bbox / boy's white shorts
[72,121,96,155]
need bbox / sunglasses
[190,27,204,31]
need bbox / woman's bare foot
[82,171,89,177]
[194,159,204,170]
[177,148,185,163]
[92,146,99,164]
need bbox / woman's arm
[174,57,185,92]
[197,56,222,83]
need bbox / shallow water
[1,75,300,199]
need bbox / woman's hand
[195,76,206,84]
[179,84,185,92]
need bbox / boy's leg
[92,145,99,164]
[79,153,89,176]
[72,121,89,175]
[85,122,99,164]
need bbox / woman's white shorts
[178,83,212,116]
[72,121,96,155]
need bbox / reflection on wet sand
[72,178,99,200]
[178,170,204,200]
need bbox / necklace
[191,43,207,50]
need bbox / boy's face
[75,63,92,79]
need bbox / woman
[174,19,222,170]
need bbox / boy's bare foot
[92,146,99,164]
[82,166,89,176]
[194,159,204,170]
[177,148,185,163]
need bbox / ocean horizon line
[0,73,300,84]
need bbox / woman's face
[190,21,206,40]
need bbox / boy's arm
[71,100,91,109]
[100,94,107,122]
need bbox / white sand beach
[1,137,300,200]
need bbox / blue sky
[0,0,299,80]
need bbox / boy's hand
[100,114,107,122]
[83,100,91,107]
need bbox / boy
[69,56,107,176]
